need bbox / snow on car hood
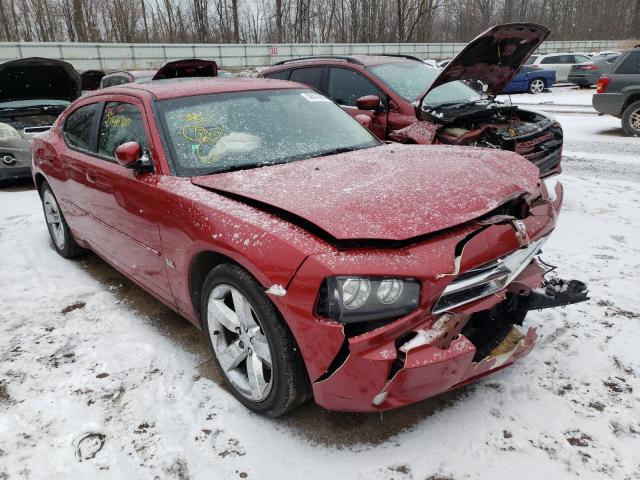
[419,23,550,99]
[0,57,81,103]
[191,144,540,242]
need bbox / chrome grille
[432,236,548,314]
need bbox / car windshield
[525,55,538,65]
[158,88,380,177]
[367,62,484,107]
[0,99,69,109]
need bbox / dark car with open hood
[0,57,80,183]
[32,77,587,416]
[260,23,564,180]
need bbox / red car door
[56,102,103,237]
[81,97,173,305]
[327,67,388,139]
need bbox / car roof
[268,55,420,69]
[105,70,156,78]
[89,77,304,100]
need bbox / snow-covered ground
[1,91,639,479]
[497,85,596,107]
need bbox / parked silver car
[0,57,80,184]
[526,52,592,82]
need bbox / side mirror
[115,141,152,171]
[354,114,372,129]
[356,95,381,111]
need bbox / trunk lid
[191,144,540,242]
[152,59,218,80]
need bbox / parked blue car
[501,65,556,94]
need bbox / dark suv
[261,23,563,178]
[593,48,640,136]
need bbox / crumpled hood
[191,144,540,242]
[419,23,549,100]
[0,57,81,102]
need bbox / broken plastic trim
[433,236,548,314]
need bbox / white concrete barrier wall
[0,40,629,70]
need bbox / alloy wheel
[630,108,640,132]
[529,79,545,94]
[43,189,66,250]
[207,284,273,401]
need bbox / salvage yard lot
[1,89,640,479]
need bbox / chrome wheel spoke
[232,290,258,330]
[246,352,268,399]
[250,332,272,368]
[208,298,241,332]
[217,339,248,372]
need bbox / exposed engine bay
[0,105,66,134]
[391,103,563,177]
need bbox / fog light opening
[2,154,16,166]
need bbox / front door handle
[86,171,96,184]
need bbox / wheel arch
[34,173,47,197]
[188,250,238,326]
[622,94,640,113]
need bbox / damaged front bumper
[276,181,588,412]
[311,260,587,412]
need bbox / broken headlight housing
[316,276,420,324]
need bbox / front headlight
[0,122,21,142]
[316,276,420,324]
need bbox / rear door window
[328,67,386,108]
[63,103,100,151]
[615,52,640,74]
[289,67,325,91]
[97,102,149,160]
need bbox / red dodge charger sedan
[32,78,587,416]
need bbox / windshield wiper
[206,162,272,175]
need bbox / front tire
[622,101,640,137]
[40,181,84,258]
[527,78,546,94]
[201,264,310,416]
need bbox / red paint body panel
[32,79,565,413]
[192,143,540,242]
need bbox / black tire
[527,78,546,94]
[621,100,640,137]
[201,263,311,417]
[39,181,84,258]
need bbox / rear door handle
[86,171,96,184]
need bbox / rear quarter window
[63,103,100,151]
[263,70,291,80]
[289,67,325,91]
[615,52,640,74]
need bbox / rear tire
[201,263,311,417]
[622,100,640,137]
[527,78,546,94]
[39,181,84,258]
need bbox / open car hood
[80,70,105,91]
[191,144,540,243]
[419,23,550,101]
[152,59,218,80]
[0,57,81,103]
